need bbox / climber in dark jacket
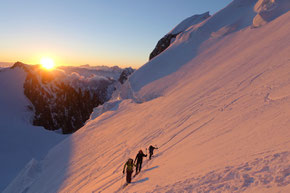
[123,158,136,183]
[149,145,158,160]
[134,150,147,174]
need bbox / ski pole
[120,173,124,188]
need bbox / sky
[0,0,232,68]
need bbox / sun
[40,57,55,70]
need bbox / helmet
[128,158,133,163]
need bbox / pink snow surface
[4,0,290,192]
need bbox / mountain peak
[11,61,29,71]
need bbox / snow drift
[253,0,290,27]
[4,0,290,192]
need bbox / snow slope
[0,67,65,192]
[4,0,290,192]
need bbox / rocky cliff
[12,62,134,134]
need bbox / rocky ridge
[12,62,134,134]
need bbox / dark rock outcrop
[12,62,133,134]
[118,67,134,84]
[23,68,113,134]
[149,33,181,60]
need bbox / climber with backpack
[123,158,136,183]
[134,150,147,175]
[148,145,158,160]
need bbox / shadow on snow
[132,177,149,184]
[143,165,159,173]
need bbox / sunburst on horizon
[40,57,55,70]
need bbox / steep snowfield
[0,68,65,192]
[5,0,290,192]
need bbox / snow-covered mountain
[0,63,133,191]
[4,0,290,192]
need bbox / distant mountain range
[0,62,13,68]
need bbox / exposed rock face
[118,67,134,84]
[149,33,181,60]
[12,62,132,134]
